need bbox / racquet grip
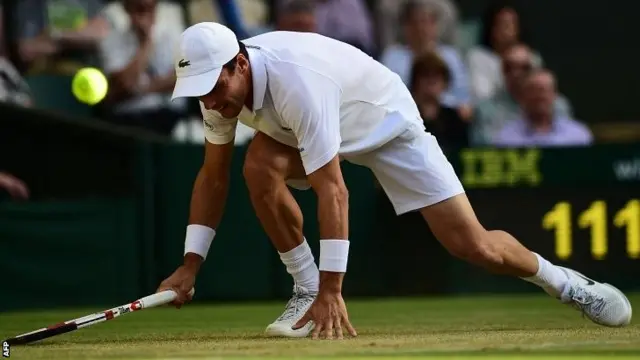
[139,288,195,308]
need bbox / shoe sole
[265,323,313,338]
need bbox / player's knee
[462,239,502,267]
[243,156,284,195]
[244,158,273,187]
[441,226,502,266]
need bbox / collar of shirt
[247,46,267,113]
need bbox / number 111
[542,200,640,260]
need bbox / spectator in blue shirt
[215,0,249,39]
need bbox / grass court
[1,294,638,359]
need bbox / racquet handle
[142,288,195,308]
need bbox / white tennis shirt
[200,31,423,175]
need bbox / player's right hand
[157,265,197,308]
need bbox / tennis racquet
[3,288,194,345]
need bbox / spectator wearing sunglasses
[470,43,572,146]
[493,69,592,147]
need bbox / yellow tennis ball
[72,67,108,105]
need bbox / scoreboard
[447,147,640,292]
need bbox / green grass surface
[1,294,639,359]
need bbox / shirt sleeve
[200,102,238,145]
[272,66,342,175]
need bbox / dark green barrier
[0,199,139,311]
[0,103,164,310]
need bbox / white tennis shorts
[287,122,465,215]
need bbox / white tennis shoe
[265,285,316,337]
[558,267,632,327]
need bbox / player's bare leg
[420,194,632,327]
[243,132,317,337]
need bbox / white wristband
[184,224,216,260]
[319,239,350,273]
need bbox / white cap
[171,22,240,100]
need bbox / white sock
[521,253,569,296]
[279,238,319,294]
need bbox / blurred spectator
[472,44,572,146]
[467,0,542,101]
[103,0,184,34]
[493,69,592,147]
[276,0,317,32]
[188,0,268,38]
[99,0,186,136]
[214,0,250,38]
[376,0,458,50]
[410,52,468,151]
[15,0,109,71]
[0,5,32,106]
[0,172,30,201]
[380,0,470,109]
[314,0,375,54]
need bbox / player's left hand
[293,290,357,340]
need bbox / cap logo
[178,59,191,68]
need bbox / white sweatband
[184,224,216,260]
[319,239,350,273]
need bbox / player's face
[199,56,250,119]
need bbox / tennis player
[157,22,632,340]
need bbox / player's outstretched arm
[185,140,235,262]
[157,139,234,307]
